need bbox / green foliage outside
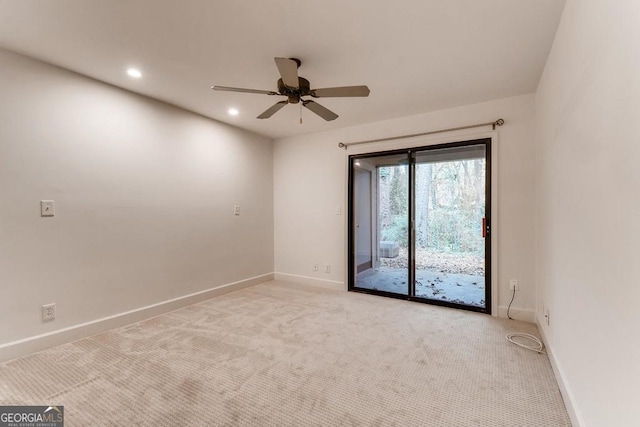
[378,158,485,255]
[381,215,409,246]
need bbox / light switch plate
[41,200,55,217]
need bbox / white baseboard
[537,316,583,427]
[0,273,274,363]
[497,305,536,323]
[274,272,345,291]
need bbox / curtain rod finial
[338,142,347,149]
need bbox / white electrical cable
[506,333,545,353]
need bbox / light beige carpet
[0,281,570,426]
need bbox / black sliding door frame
[348,138,492,314]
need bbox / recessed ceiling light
[228,108,239,116]
[127,68,142,78]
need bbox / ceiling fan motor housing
[277,77,310,104]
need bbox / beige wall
[0,49,274,353]
[535,0,640,425]
[274,94,537,319]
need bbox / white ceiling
[0,0,565,139]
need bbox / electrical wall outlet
[42,303,56,322]
[509,279,519,291]
[233,205,240,216]
[313,263,319,272]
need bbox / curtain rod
[338,119,504,149]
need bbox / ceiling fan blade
[274,57,299,89]
[212,86,278,95]
[302,100,338,121]
[310,85,370,98]
[257,100,288,119]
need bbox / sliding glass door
[348,139,491,313]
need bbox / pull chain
[299,103,303,124]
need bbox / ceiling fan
[212,57,370,121]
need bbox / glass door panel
[413,144,487,309]
[351,153,410,296]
